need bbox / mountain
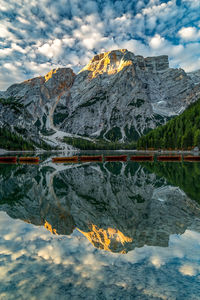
[1,49,200,149]
[57,50,200,142]
[137,98,200,150]
[1,161,200,253]
[0,68,75,149]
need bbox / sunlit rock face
[1,49,200,146]
[56,49,200,141]
[1,162,200,253]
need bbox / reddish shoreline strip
[52,156,78,163]
[157,155,181,161]
[104,155,127,162]
[0,156,17,164]
[19,157,40,164]
[184,156,200,161]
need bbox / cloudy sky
[0,0,200,90]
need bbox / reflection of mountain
[0,162,200,253]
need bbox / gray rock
[187,69,200,85]
[57,49,200,141]
[0,68,75,147]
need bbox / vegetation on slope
[63,136,137,150]
[0,127,35,150]
[137,99,200,150]
[0,97,25,113]
[0,127,53,151]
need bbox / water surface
[1,153,200,299]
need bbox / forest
[0,127,52,151]
[0,127,35,150]
[137,99,200,150]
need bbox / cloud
[0,0,200,90]
[178,26,200,41]
[38,39,63,58]
[149,34,165,49]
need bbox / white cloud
[62,36,75,47]
[11,43,26,53]
[178,27,200,41]
[17,16,30,25]
[38,39,63,58]
[182,0,200,8]
[0,47,13,57]
[149,34,165,49]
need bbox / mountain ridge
[1,49,200,149]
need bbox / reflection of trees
[142,161,200,203]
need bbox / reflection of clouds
[150,256,164,268]
[179,265,197,276]
[1,211,200,299]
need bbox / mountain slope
[1,49,200,148]
[56,49,200,142]
[137,98,200,150]
[0,68,75,149]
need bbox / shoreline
[0,148,199,155]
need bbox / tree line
[137,99,200,150]
[0,127,35,150]
[0,127,53,151]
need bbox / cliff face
[0,68,75,147]
[56,49,200,141]
[1,49,200,146]
[1,162,200,253]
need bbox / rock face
[188,70,200,85]
[0,68,75,146]
[1,49,200,145]
[1,161,200,253]
[56,49,200,141]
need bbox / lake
[0,152,200,299]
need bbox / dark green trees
[0,127,35,150]
[137,99,200,150]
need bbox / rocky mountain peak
[80,49,170,80]
[137,55,169,72]
[80,49,134,78]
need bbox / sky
[0,0,200,90]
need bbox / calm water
[1,153,200,299]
